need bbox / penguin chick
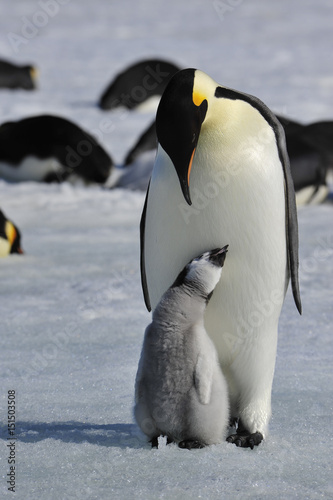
[0,209,23,257]
[134,246,229,449]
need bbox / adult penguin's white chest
[144,117,287,368]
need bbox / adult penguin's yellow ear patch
[192,91,206,107]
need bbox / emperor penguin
[140,68,302,448]
[0,209,23,257]
[135,246,230,449]
[0,115,113,184]
[278,116,332,204]
[0,59,38,90]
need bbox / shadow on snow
[1,421,147,449]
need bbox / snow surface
[0,0,333,498]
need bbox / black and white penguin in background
[277,116,333,204]
[135,246,230,450]
[0,115,113,184]
[0,59,38,90]
[0,209,23,257]
[99,59,180,111]
[140,69,302,448]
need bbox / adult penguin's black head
[156,69,208,205]
[155,68,287,207]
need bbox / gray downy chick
[134,245,229,449]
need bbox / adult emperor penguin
[140,68,302,448]
[135,246,229,449]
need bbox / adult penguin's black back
[0,115,113,184]
[99,59,180,110]
[0,59,37,90]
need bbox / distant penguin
[0,115,113,184]
[124,120,156,166]
[0,209,23,257]
[277,116,332,204]
[0,59,37,90]
[99,59,180,110]
[135,246,229,449]
[141,69,302,448]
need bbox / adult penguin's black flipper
[140,181,152,312]
[275,117,302,314]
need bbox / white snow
[0,0,332,499]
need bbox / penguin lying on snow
[135,246,229,449]
[141,69,302,448]
[0,115,113,184]
[99,59,180,110]
[0,59,38,90]
[0,209,23,257]
[277,116,333,204]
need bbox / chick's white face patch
[186,254,223,295]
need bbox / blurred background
[1,0,332,163]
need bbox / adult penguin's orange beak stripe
[187,148,196,188]
[156,68,208,206]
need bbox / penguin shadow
[0,421,147,449]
